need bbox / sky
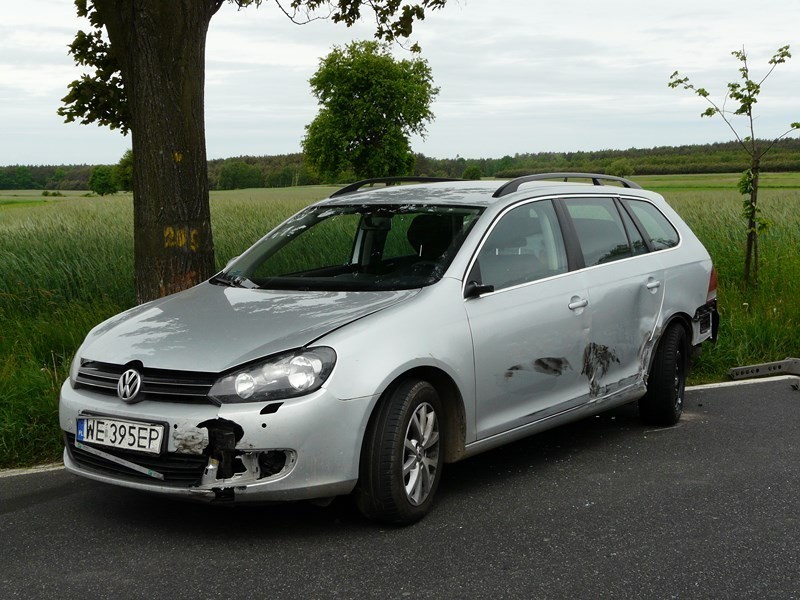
[2,0,799,166]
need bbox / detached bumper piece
[728,358,800,381]
[65,431,296,495]
[65,433,208,485]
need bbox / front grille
[66,433,208,485]
[75,361,217,404]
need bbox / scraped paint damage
[534,357,572,376]
[173,427,208,455]
[637,329,657,386]
[504,357,572,379]
[581,342,620,397]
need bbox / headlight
[69,352,82,387]
[209,347,337,404]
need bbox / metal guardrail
[728,358,800,380]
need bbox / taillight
[707,265,718,302]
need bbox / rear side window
[563,197,634,267]
[623,199,680,250]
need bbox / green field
[1,175,799,468]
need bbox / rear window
[623,199,680,250]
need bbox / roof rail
[492,172,642,198]
[330,176,463,198]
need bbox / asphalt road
[2,379,799,599]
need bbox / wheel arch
[648,312,692,374]
[363,366,467,465]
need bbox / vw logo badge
[117,369,142,403]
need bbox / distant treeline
[3,138,800,191]
[421,138,800,179]
[0,164,95,191]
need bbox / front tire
[639,323,688,426]
[355,379,444,525]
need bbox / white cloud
[1,0,799,164]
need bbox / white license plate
[76,417,164,454]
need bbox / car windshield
[218,204,484,291]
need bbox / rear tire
[639,323,688,426]
[355,379,444,525]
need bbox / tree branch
[273,0,331,25]
[758,125,800,159]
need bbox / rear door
[558,195,666,397]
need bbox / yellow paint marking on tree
[173,151,183,163]
[164,226,200,252]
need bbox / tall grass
[1,179,798,467]
[0,187,335,468]
[664,188,800,381]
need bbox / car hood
[80,282,420,372]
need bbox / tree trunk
[94,0,217,304]
[743,156,760,288]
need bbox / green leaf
[738,169,754,196]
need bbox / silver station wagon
[60,173,719,524]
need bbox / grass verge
[1,178,798,467]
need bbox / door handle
[646,280,661,291]
[568,297,588,310]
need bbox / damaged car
[60,173,718,524]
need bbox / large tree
[59,0,447,303]
[302,40,438,180]
[669,45,799,288]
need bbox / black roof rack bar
[330,176,464,198]
[492,172,642,198]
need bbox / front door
[465,200,590,440]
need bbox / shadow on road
[80,402,651,534]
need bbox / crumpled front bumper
[59,380,375,502]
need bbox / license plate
[76,417,164,454]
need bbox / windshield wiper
[209,273,244,288]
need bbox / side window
[472,200,568,291]
[563,197,633,266]
[623,199,680,250]
[619,205,648,256]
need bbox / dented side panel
[580,252,666,398]
[466,271,592,440]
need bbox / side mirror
[464,280,494,299]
